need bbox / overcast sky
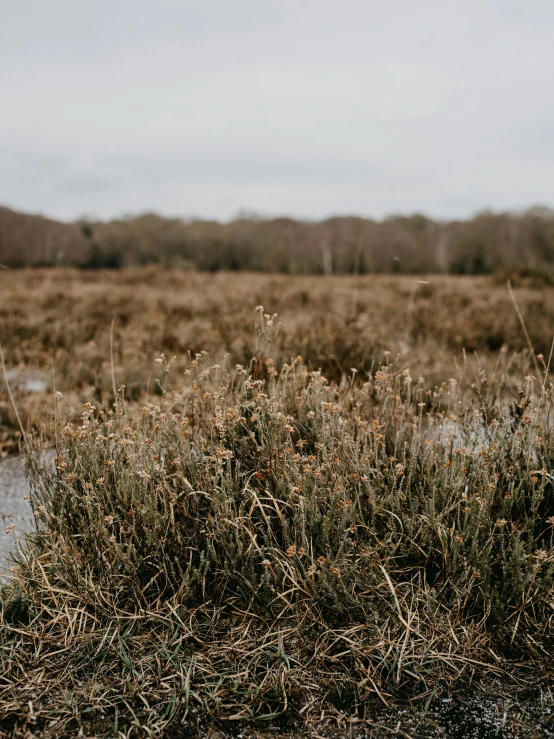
[1,0,553,222]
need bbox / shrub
[1,312,553,735]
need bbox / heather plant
[1,311,554,736]
[3,268,554,458]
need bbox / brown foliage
[2,205,554,274]
[1,268,553,455]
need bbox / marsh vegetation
[0,270,553,737]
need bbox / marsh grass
[1,309,554,737]
[3,269,554,457]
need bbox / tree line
[2,205,554,275]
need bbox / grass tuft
[1,312,554,736]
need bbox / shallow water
[0,450,56,577]
[5,368,48,394]
[0,455,35,576]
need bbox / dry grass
[0,270,554,736]
[2,268,554,456]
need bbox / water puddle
[4,369,49,394]
[0,450,55,577]
[0,456,34,576]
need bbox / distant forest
[2,205,554,275]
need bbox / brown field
[1,267,552,456]
[2,268,554,737]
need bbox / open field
[1,269,554,737]
[2,268,554,456]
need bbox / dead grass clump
[1,313,553,736]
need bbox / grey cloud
[1,0,554,221]
[56,176,114,195]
